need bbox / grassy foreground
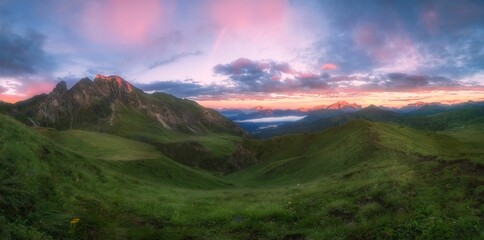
[0,114,483,239]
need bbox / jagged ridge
[8,75,244,136]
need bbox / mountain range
[218,100,484,138]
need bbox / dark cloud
[0,24,55,77]
[328,72,461,92]
[136,80,230,98]
[385,73,429,89]
[213,58,294,76]
[149,50,203,69]
[384,73,457,90]
[213,58,328,92]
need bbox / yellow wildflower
[70,217,80,225]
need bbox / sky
[0,0,483,109]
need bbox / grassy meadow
[0,114,483,239]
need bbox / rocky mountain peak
[327,101,362,110]
[53,81,68,94]
[94,74,134,93]
[71,78,93,90]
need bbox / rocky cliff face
[12,75,245,135]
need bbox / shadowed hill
[229,120,478,185]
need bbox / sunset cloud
[80,0,167,45]
[208,0,287,35]
[0,0,483,108]
[136,58,481,102]
[321,64,337,70]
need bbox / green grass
[37,128,163,161]
[227,120,378,185]
[1,114,483,239]
[106,107,241,172]
[227,120,483,185]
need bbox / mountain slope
[6,75,245,172]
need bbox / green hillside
[107,107,241,172]
[0,114,230,239]
[37,128,163,161]
[228,120,483,185]
[1,114,483,239]
[228,120,379,185]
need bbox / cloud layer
[213,58,328,92]
[137,58,479,99]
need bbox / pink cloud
[321,63,337,70]
[297,72,318,80]
[208,0,287,36]
[80,0,173,45]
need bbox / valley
[1,79,483,239]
